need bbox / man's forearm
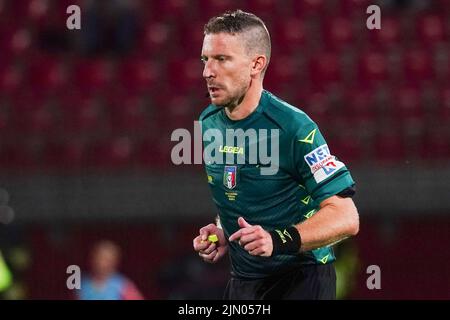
[295,196,359,252]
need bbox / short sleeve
[292,121,355,204]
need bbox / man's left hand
[229,217,273,257]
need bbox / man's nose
[203,61,216,79]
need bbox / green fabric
[200,90,355,279]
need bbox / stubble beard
[213,83,249,112]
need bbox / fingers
[249,246,266,256]
[229,217,256,241]
[200,242,216,255]
[237,217,252,228]
[199,224,217,239]
[193,235,209,251]
[243,239,262,252]
[201,244,228,263]
[228,229,242,242]
[199,249,218,263]
[229,225,263,242]
[194,223,219,251]
[212,249,222,263]
[239,231,260,246]
[193,234,218,252]
[194,223,228,264]
[247,242,271,257]
[229,225,259,242]
[229,223,272,257]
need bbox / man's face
[91,246,119,277]
[201,32,253,107]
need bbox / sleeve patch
[304,144,346,183]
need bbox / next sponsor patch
[304,144,345,183]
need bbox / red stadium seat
[61,95,108,135]
[0,63,24,96]
[302,91,332,125]
[402,49,434,86]
[357,50,389,88]
[308,52,341,90]
[109,95,149,135]
[9,0,32,17]
[265,55,301,93]
[343,88,376,125]
[244,0,278,15]
[25,103,56,135]
[0,0,8,22]
[374,126,406,164]
[136,137,169,167]
[272,17,307,54]
[292,0,327,17]
[0,101,11,135]
[118,57,160,95]
[183,58,205,93]
[339,0,372,16]
[0,26,33,58]
[420,125,450,160]
[438,86,450,120]
[167,57,203,94]
[27,55,68,96]
[178,20,206,54]
[140,21,173,56]
[72,59,116,94]
[330,127,363,164]
[10,96,57,136]
[322,16,354,51]
[151,0,194,20]
[369,16,402,49]
[392,86,424,122]
[43,138,87,170]
[434,46,449,82]
[416,14,447,47]
[27,0,52,26]
[198,0,237,20]
[0,138,44,170]
[87,137,135,169]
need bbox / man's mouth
[208,86,222,96]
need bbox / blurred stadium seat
[0,0,446,170]
[322,16,354,51]
[416,13,447,47]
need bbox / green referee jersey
[199,90,355,279]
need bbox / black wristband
[269,226,301,256]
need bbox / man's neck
[224,82,263,121]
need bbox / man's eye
[218,56,225,61]
[201,57,207,64]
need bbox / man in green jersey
[192,10,359,300]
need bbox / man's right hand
[193,224,228,263]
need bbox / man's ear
[251,55,267,77]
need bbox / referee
[193,10,359,300]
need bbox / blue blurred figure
[77,240,143,300]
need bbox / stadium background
[0,0,449,299]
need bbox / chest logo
[223,166,237,189]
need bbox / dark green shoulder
[261,90,316,134]
[199,104,221,121]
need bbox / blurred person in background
[0,250,13,296]
[193,10,359,300]
[77,240,143,300]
